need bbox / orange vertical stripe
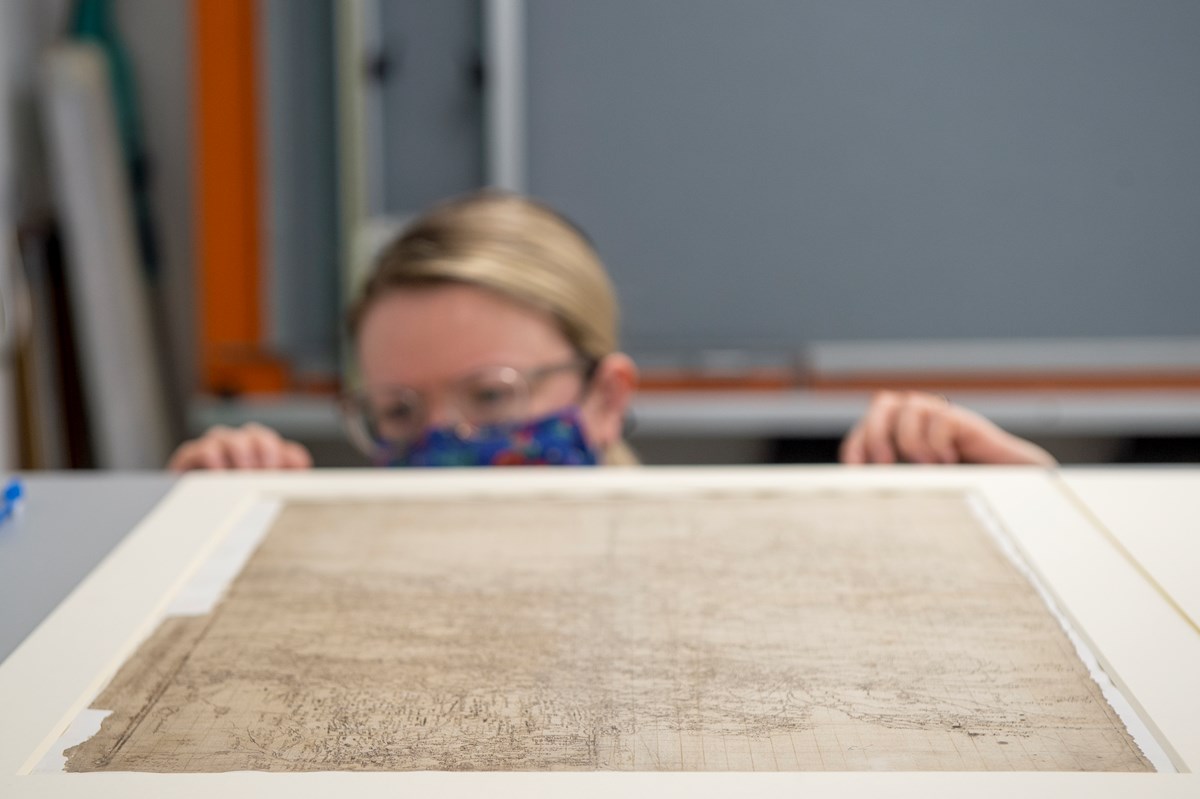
[194,0,286,393]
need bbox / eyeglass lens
[363,367,528,444]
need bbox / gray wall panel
[379,0,484,212]
[264,0,340,374]
[526,1,1200,351]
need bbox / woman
[169,191,1052,470]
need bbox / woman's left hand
[839,391,1057,467]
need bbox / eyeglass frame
[340,356,600,459]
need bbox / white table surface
[0,473,175,661]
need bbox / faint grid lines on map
[66,490,1152,772]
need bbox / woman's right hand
[168,423,314,472]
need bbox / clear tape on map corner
[32,500,283,772]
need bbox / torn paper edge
[34,499,282,772]
[965,492,1176,774]
[30,710,111,774]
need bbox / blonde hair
[348,190,638,465]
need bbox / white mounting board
[1056,469,1200,633]
[0,466,1197,797]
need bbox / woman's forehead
[356,284,574,386]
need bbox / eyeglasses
[342,358,596,457]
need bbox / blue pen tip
[4,478,22,502]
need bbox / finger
[861,392,900,464]
[281,442,314,469]
[215,428,258,469]
[926,404,960,464]
[839,423,867,465]
[893,399,938,464]
[183,425,236,471]
[167,442,192,472]
[167,442,202,472]
[175,439,230,471]
[242,423,284,469]
[197,439,233,470]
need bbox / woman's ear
[580,353,638,448]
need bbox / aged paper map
[65,490,1152,772]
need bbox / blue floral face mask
[385,407,600,468]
